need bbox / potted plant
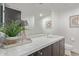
[0,20,25,45]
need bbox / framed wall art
[70,15,79,28]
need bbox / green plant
[0,20,25,37]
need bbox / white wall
[56,8,79,52]
[5,3,58,35]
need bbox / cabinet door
[59,39,65,56]
[51,41,60,56]
[30,46,51,56]
[42,46,51,56]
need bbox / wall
[56,8,79,53]
[5,3,58,35]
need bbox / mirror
[42,16,54,34]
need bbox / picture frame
[70,15,79,28]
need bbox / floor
[65,51,79,56]
[71,51,79,56]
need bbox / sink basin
[45,35,59,38]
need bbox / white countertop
[0,35,64,56]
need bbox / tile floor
[65,51,79,56]
[71,51,79,56]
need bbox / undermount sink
[46,35,59,38]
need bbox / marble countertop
[0,35,64,56]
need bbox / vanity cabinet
[36,46,51,56]
[29,46,51,56]
[51,39,65,56]
[29,39,65,56]
[59,39,65,56]
[51,41,60,56]
[42,46,51,56]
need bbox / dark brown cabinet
[51,39,65,56]
[29,46,51,56]
[59,39,65,56]
[37,46,51,56]
[29,39,65,56]
[42,46,51,56]
[51,41,60,56]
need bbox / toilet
[65,44,73,56]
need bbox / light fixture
[40,13,43,17]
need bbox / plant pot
[3,36,20,45]
[6,36,20,40]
